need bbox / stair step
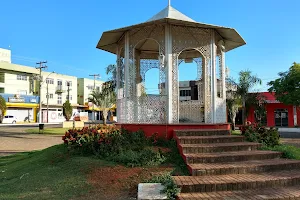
[177,186,300,200]
[184,150,282,164]
[177,135,244,144]
[188,159,300,176]
[174,129,230,137]
[180,142,262,153]
[173,170,300,193]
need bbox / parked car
[2,115,17,124]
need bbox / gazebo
[97,3,245,137]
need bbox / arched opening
[144,68,160,95]
[177,49,205,123]
[132,38,166,123]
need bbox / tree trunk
[103,109,108,125]
[232,117,236,131]
[242,97,246,126]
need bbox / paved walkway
[0,127,63,157]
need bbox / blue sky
[1,0,300,93]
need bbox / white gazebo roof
[147,5,195,22]
[97,5,246,54]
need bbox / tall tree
[88,84,116,125]
[226,89,241,130]
[0,95,7,123]
[63,100,73,121]
[229,70,262,125]
[268,62,300,106]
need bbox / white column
[294,106,298,126]
[135,50,141,122]
[210,30,217,123]
[165,24,173,123]
[221,50,226,99]
[124,32,130,123]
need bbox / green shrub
[62,100,73,121]
[244,124,280,147]
[110,148,165,167]
[147,173,180,200]
[62,125,165,167]
[262,144,300,160]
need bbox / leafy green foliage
[147,173,180,200]
[262,145,300,160]
[244,124,280,147]
[268,62,300,106]
[88,84,115,124]
[0,95,6,123]
[63,126,166,167]
[228,70,262,125]
[62,100,73,121]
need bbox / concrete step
[177,135,244,144]
[173,170,300,193]
[184,150,282,164]
[174,129,230,137]
[177,186,300,200]
[180,142,262,154]
[188,159,300,176]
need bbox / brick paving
[173,129,300,199]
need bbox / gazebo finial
[168,0,171,6]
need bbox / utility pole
[89,74,100,121]
[67,82,71,101]
[36,61,47,124]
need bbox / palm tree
[236,70,262,125]
[88,85,116,125]
[226,89,241,130]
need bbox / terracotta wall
[117,123,230,139]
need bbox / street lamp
[39,71,55,123]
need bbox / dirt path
[0,127,62,157]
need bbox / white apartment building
[77,78,104,120]
[40,72,79,123]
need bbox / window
[17,74,27,81]
[18,90,27,95]
[96,86,100,91]
[65,81,72,87]
[87,85,94,90]
[46,78,54,84]
[46,94,53,99]
[180,90,191,97]
[57,80,62,86]
[66,95,72,100]
[57,94,62,104]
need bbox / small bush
[244,124,280,147]
[147,173,180,200]
[262,144,300,160]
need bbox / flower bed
[62,125,165,167]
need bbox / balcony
[55,86,65,94]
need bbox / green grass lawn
[25,128,69,135]
[231,130,241,135]
[0,145,115,200]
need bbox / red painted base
[116,123,230,139]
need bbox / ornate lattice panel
[171,25,211,123]
[136,95,167,123]
[179,100,204,123]
[215,97,226,123]
[119,24,167,124]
